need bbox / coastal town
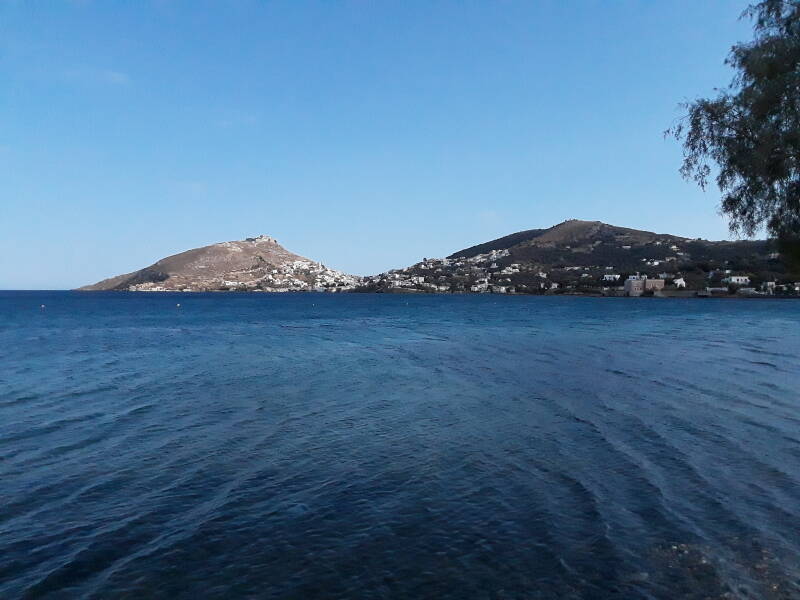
[359,253,800,297]
[357,221,800,297]
[81,221,800,298]
[127,257,360,293]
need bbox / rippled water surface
[2,291,800,599]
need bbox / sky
[1,0,756,289]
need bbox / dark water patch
[1,291,799,599]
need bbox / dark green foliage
[777,232,800,267]
[668,0,800,243]
[448,228,546,259]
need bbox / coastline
[67,288,799,299]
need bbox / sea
[1,291,799,599]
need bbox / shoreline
[63,288,800,299]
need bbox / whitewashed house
[722,275,750,285]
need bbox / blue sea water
[1,291,800,599]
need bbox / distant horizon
[2,1,758,288]
[0,217,768,291]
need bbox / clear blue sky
[2,0,754,289]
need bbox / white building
[722,275,750,285]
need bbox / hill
[79,235,361,292]
[360,220,792,294]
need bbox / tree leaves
[668,0,800,244]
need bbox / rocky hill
[79,235,361,292]
[359,220,793,294]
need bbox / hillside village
[356,220,800,297]
[127,258,360,293]
[81,221,800,297]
